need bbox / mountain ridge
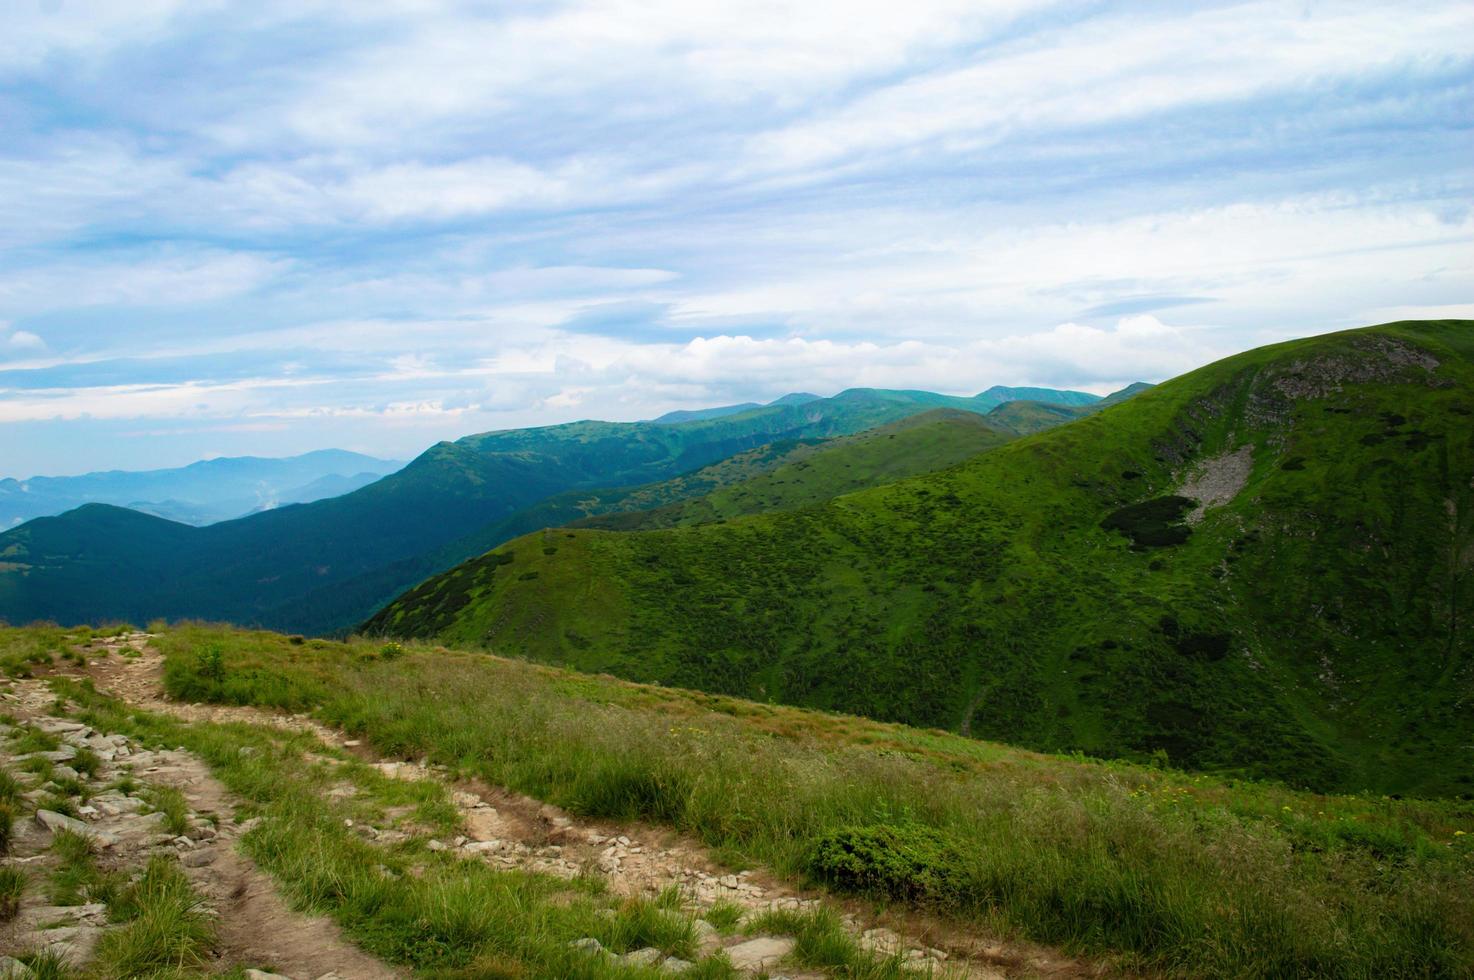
[364,320,1474,796]
[0,383,1099,633]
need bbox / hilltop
[366,320,1474,796]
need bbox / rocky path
[8,633,1096,979]
[0,673,401,978]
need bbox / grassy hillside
[367,321,1474,797]
[0,385,1093,635]
[573,410,1011,531]
[15,623,1469,978]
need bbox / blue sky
[1,0,1471,477]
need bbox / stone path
[0,675,401,978]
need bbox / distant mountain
[980,383,1151,436]
[0,384,1097,634]
[0,450,404,528]
[651,403,761,424]
[364,321,1474,796]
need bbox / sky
[1,0,1471,477]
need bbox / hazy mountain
[0,450,403,529]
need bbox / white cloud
[5,329,46,351]
[0,248,286,316]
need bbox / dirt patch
[1178,445,1253,523]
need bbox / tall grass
[93,856,215,977]
[0,865,24,921]
[143,625,1474,979]
[46,677,767,978]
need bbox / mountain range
[0,384,1105,634]
[0,449,403,528]
[364,320,1474,797]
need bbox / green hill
[0,385,1095,634]
[573,409,1012,531]
[365,320,1474,796]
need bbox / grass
[48,827,126,907]
[0,864,24,920]
[120,623,1474,979]
[14,949,73,979]
[93,855,215,977]
[142,785,191,837]
[0,765,21,855]
[701,901,744,933]
[45,674,868,979]
[746,907,911,979]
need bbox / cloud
[5,330,45,351]
[1,1,1471,475]
[0,321,47,359]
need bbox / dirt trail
[73,634,1097,979]
[0,668,401,978]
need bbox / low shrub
[809,823,961,903]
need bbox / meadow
[93,622,1474,979]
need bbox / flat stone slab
[34,809,119,847]
[725,936,795,972]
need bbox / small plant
[196,644,226,683]
[379,641,405,660]
[71,747,102,779]
[143,785,191,836]
[701,900,744,933]
[38,794,77,818]
[0,767,22,805]
[11,726,60,754]
[51,776,89,801]
[17,948,73,980]
[0,801,15,856]
[0,865,24,920]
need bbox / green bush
[1100,495,1194,548]
[197,644,226,683]
[809,824,962,902]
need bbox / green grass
[44,674,821,979]
[0,864,24,921]
[369,320,1474,799]
[142,785,191,837]
[14,949,73,980]
[93,855,215,978]
[121,622,1474,978]
[745,907,911,979]
[48,827,126,907]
